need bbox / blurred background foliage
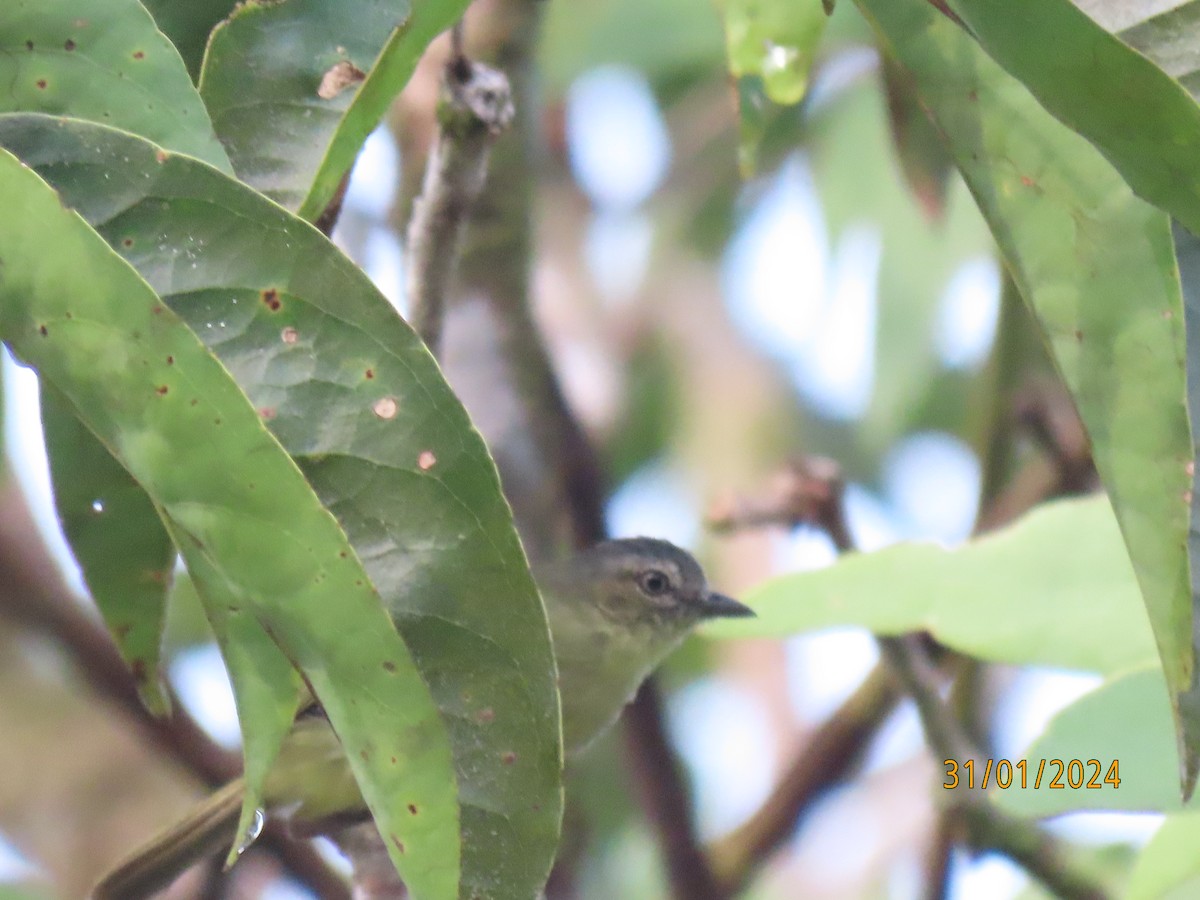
[3,0,1200,897]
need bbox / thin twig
[0,479,349,900]
[623,681,726,900]
[878,635,1108,900]
[406,48,514,357]
[709,663,901,895]
[922,811,958,900]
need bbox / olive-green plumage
[92,538,751,899]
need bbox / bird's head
[555,537,753,632]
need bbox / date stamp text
[943,758,1120,790]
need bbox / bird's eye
[638,569,671,597]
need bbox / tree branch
[879,634,1108,900]
[407,54,514,356]
[623,681,727,900]
[708,662,901,895]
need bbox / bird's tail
[91,778,245,900]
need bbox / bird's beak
[699,591,756,619]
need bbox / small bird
[93,537,752,898]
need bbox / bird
[92,537,753,898]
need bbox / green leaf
[720,0,828,105]
[0,145,459,898]
[174,536,304,862]
[198,0,469,216]
[296,1,470,221]
[718,0,827,174]
[994,667,1185,816]
[139,0,238,81]
[1101,1,1200,102]
[0,114,563,899]
[40,385,175,714]
[0,0,230,171]
[857,0,1194,788]
[944,0,1200,239]
[709,496,1156,676]
[1128,809,1200,900]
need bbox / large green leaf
[0,114,563,899]
[0,0,230,171]
[946,0,1200,239]
[40,385,175,714]
[857,0,1194,788]
[994,667,1186,816]
[0,145,459,898]
[198,0,469,216]
[709,496,1157,675]
[140,0,238,81]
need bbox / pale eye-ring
[638,569,671,597]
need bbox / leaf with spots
[857,0,1193,791]
[0,0,230,171]
[197,0,471,215]
[0,140,460,898]
[0,114,562,899]
[40,384,175,714]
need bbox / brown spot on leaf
[38,325,47,336]
[391,836,405,854]
[24,40,33,50]
[501,751,517,765]
[373,397,398,419]
[123,237,134,248]
[64,39,76,51]
[261,288,282,311]
[365,368,375,379]
[1020,175,1034,187]
[1163,309,1175,320]
[133,50,145,60]
[390,756,397,764]
[130,659,147,681]
[259,406,276,420]
[382,660,396,672]
[318,60,366,99]
[408,804,418,815]
[418,450,436,470]
[154,149,168,163]
[166,355,174,365]
[1074,329,1083,341]
[360,749,370,762]
[152,304,164,315]
[156,385,168,395]
[35,79,47,90]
